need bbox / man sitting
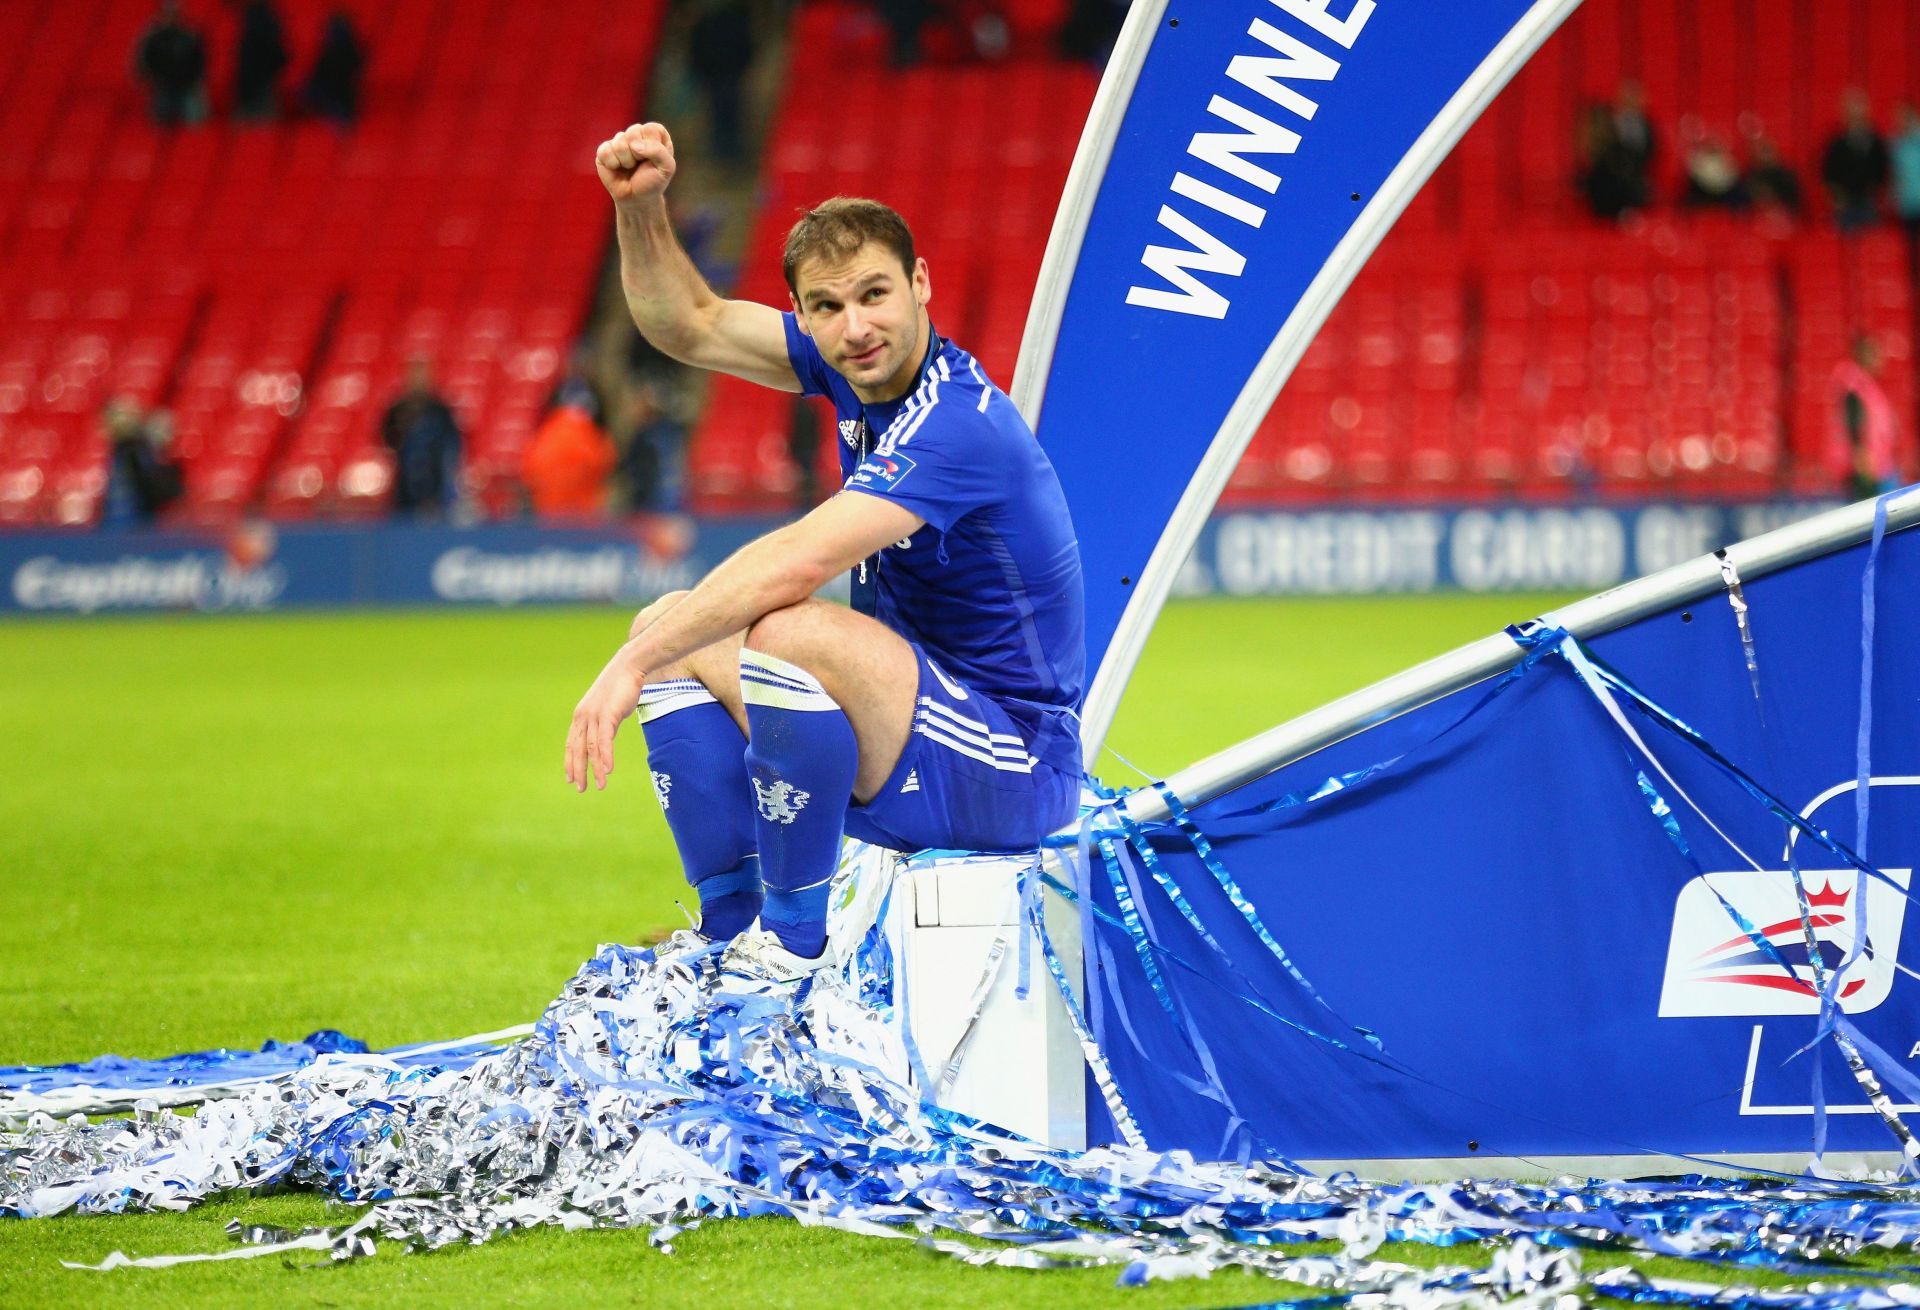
[564,123,1086,976]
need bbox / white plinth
[877,848,1087,1150]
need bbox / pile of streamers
[9,934,1920,1306]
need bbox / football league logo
[753,777,811,825]
[849,452,917,493]
[1658,867,1911,1017]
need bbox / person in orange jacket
[521,401,617,518]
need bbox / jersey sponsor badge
[849,452,917,493]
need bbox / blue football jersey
[782,314,1086,774]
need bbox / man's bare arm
[596,122,798,392]
[564,493,926,791]
[627,492,922,674]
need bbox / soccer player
[564,123,1086,977]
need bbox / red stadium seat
[0,0,667,525]
[3,0,1914,524]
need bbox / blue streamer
[1636,770,1692,855]
[1016,851,1041,1003]
[1155,782,1384,1054]
[1022,869,1148,1150]
[1524,626,1909,903]
[1854,494,1890,875]
[0,1031,375,1096]
[1097,836,1258,1152]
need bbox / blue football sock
[636,677,762,940]
[739,649,857,959]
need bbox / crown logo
[1806,879,1851,910]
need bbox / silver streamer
[7,875,1920,1303]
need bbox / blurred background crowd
[0,0,1913,533]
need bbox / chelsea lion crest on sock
[753,777,811,824]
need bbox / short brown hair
[782,197,917,294]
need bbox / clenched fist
[596,122,676,207]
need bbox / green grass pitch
[4,593,1846,1307]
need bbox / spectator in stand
[1681,122,1746,210]
[1831,337,1903,500]
[876,0,926,67]
[380,358,463,519]
[302,9,366,127]
[1745,134,1803,217]
[232,0,289,121]
[521,398,617,520]
[617,377,687,513]
[1610,80,1657,192]
[1892,103,1920,244]
[955,0,1010,61]
[1059,0,1126,67]
[1579,104,1649,221]
[101,397,184,527]
[687,0,755,166]
[134,1,210,127]
[547,346,610,428]
[1823,89,1889,232]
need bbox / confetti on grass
[8,939,1920,1306]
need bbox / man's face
[791,243,932,403]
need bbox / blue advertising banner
[1015,0,1581,751]
[1182,501,1840,596]
[0,501,1841,615]
[1087,517,1919,1165]
[0,518,780,616]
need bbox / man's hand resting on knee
[566,647,648,792]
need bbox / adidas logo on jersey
[900,768,920,794]
[838,419,863,449]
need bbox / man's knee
[741,599,918,711]
[629,589,691,640]
[740,598,837,664]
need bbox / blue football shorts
[843,644,1080,854]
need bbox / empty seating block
[5,0,1916,524]
[0,0,665,525]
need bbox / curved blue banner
[1020,0,1578,750]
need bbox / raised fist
[595,123,676,206]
